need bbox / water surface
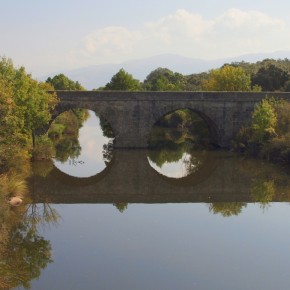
[4,111,290,290]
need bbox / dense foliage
[0,57,58,166]
[143,67,186,91]
[104,68,141,91]
[46,74,85,90]
[234,98,290,164]
[202,65,253,91]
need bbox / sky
[2,0,290,77]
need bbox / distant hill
[40,51,290,89]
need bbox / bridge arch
[147,104,219,146]
[51,103,118,141]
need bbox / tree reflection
[25,203,60,229]
[148,109,211,178]
[103,140,114,165]
[99,115,115,139]
[0,173,59,289]
[0,220,52,289]
[54,136,81,162]
[208,202,247,217]
[251,179,276,210]
[48,110,115,177]
[113,203,128,213]
[48,109,89,162]
[99,114,115,164]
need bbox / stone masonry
[52,91,290,148]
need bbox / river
[2,110,290,290]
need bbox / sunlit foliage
[234,97,290,164]
[251,99,277,143]
[0,57,58,162]
[46,73,85,90]
[202,65,252,91]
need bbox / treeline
[1,56,290,169]
[45,58,290,92]
[103,58,290,92]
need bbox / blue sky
[2,0,290,76]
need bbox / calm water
[4,112,290,290]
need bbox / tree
[185,72,208,91]
[251,64,289,91]
[251,99,277,143]
[0,57,59,150]
[0,77,23,146]
[143,67,186,91]
[104,68,141,91]
[46,73,85,90]
[202,65,252,91]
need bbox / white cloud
[216,8,285,29]
[69,8,290,66]
[84,26,141,56]
[145,9,211,43]
[208,9,288,57]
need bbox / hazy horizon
[2,0,290,77]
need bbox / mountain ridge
[40,51,290,89]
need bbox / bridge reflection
[29,150,290,204]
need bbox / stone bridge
[52,91,290,148]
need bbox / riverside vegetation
[1,56,290,289]
[1,56,290,195]
[1,56,290,170]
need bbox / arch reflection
[48,109,114,178]
[147,108,216,179]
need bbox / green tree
[104,68,141,91]
[251,98,277,143]
[233,97,290,163]
[202,65,252,91]
[143,67,186,91]
[252,63,289,91]
[283,80,290,92]
[259,100,290,163]
[185,72,208,91]
[46,73,85,90]
[0,57,59,151]
[0,77,24,147]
